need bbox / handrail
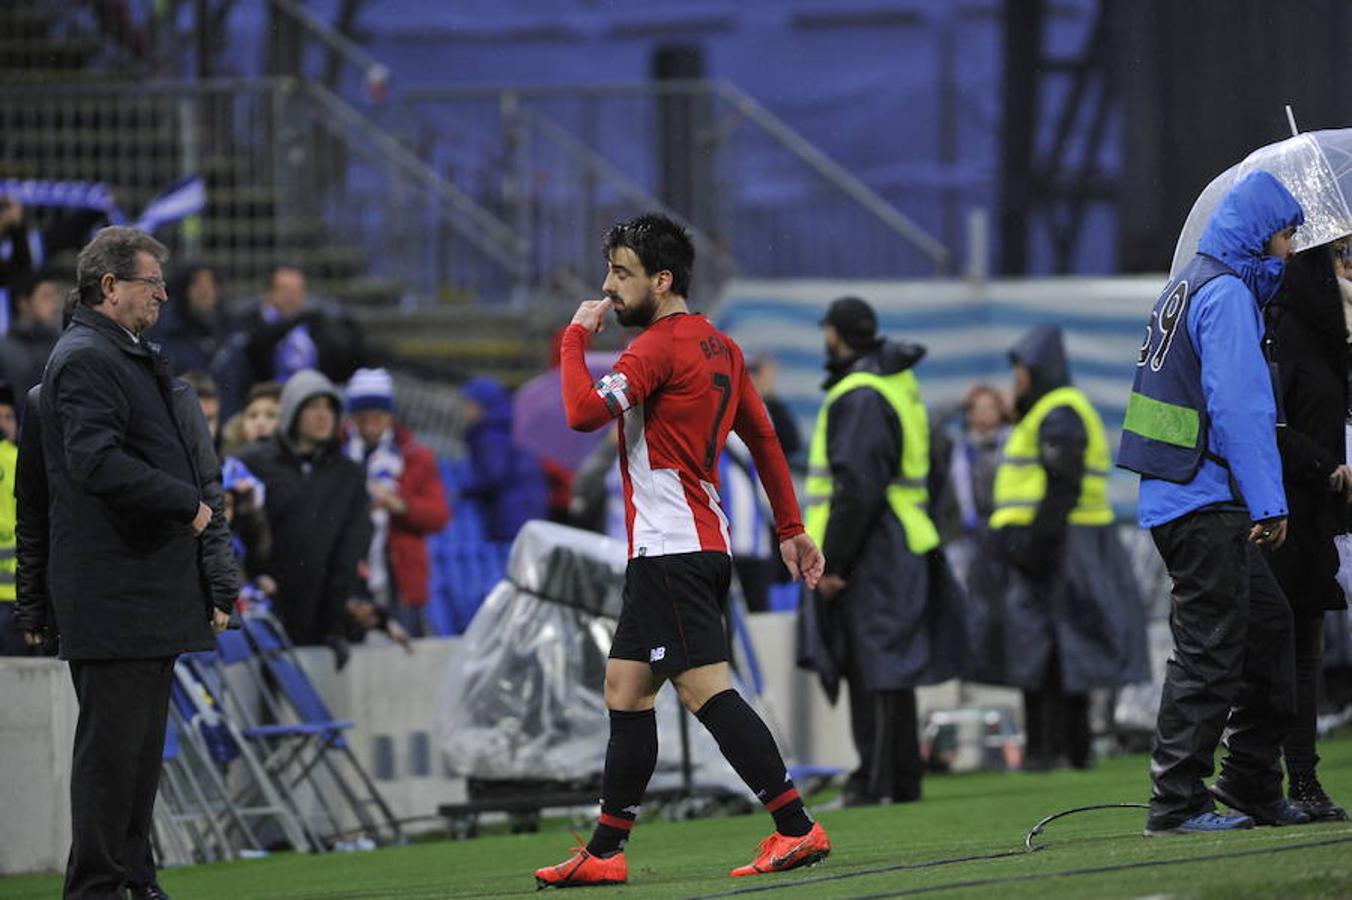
[522,108,740,279]
[709,79,952,273]
[267,0,389,99]
[302,82,527,276]
[400,79,953,273]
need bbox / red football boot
[534,847,628,888]
[729,822,831,877]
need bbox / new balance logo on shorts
[649,646,666,662]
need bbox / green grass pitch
[6,736,1352,898]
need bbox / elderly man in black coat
[34,227,234,900]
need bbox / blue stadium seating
[428,457,511,636]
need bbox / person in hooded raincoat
[459,376,548,543]
[971,325,1148,771]
[797,296,967,806]
[236,368,370,653]
[1119,170,1306,834]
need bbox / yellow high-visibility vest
[989,386,1113,529]
[0,439,16,601]
[804,369,940,555]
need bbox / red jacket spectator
[386,424,451,606]
[345,368,451,636]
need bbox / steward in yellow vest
[973,325,1147,771]
[0,379,23,654]
[797,296,967,806]
[0,438,16,604]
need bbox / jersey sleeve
[560,324,668,432]
[732,367,804,542]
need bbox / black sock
[695,689,813,837]
[586,708,657,857]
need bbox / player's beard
[614,287,658,328]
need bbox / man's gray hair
[75,226,168,307]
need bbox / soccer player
[535,214,829,887]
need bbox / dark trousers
[1148,511,1294,829]
[845,679,922,802]
[1023,648,1091,769]
[1284,615,1324,776]
[65,657,175,900]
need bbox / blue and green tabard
[1117,254,1234,482]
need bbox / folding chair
[172,653,323,853]
[152,717,221,866]
[240,612,404,846]
[207,628,354,847]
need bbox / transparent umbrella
[1170,128,1352,278]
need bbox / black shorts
[610,551,732,675]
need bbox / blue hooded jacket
[460,376,548,542]
[1138,170,1304,527]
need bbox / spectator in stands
[0,270,64,406]
[152,262,229,375]
[236,369,370,661]
[0,196,36,314]
[343,367,451,637]
[933,382,1012,583]
[35,227,232,898]
[221,455,273,593]
[241,264,368,386]
[0,382,19,654]
[982,326,1147,772]
[750,353,803,470]
[221,380,283,458]
[181,371,221,444]
[950,384,1010,530]
[459,376,548,542]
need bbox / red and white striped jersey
[561,315,802,559]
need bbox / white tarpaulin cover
[437,520,751,794]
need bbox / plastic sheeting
[437,520,751,794]
[1171,129,1352,276]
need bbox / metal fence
[392,79,953,298]
[7,0,960,311]
[0,80,285,283]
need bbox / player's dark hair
[603,213,695,298]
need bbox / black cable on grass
[687,803,1150,898]
[688,804,1351,900]
[1024,802,1150,850]
[852,833,1352,899]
